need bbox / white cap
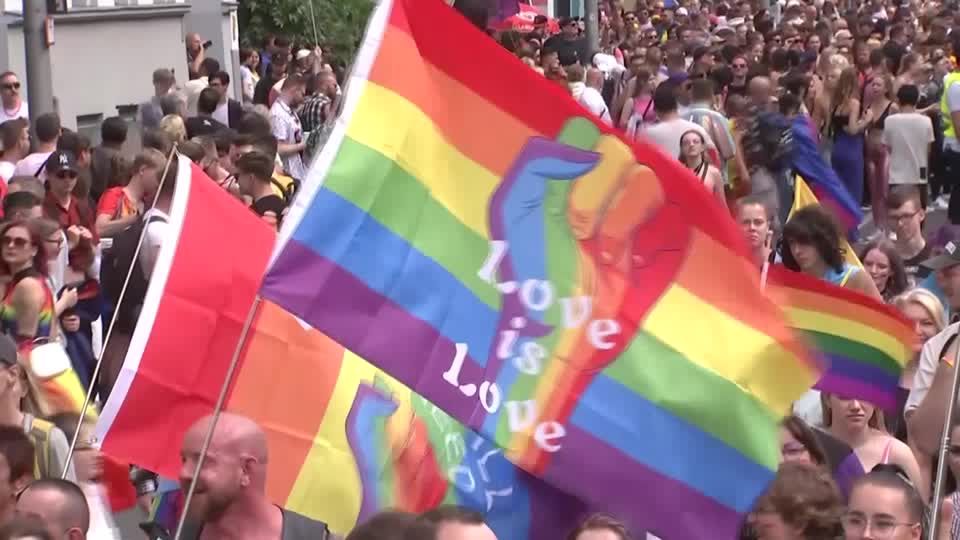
[676,6,689,15]
[295,49,311,60]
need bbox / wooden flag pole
[62,144,179,477]
[928,330,960,540]
[173,295,262,540]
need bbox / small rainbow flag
[261,0,821,537]
[767,266,914,410]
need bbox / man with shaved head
[578,67,612,126]
[179,413,332,539]
[15,478,89,539]
[749,76,774,112]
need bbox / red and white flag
[94,155,276,477]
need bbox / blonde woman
[158,114,187,145]
[892,288,945,492]
[864,74,897,230]
[828,67,872,206]
[813,56,848,160]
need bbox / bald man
[748,76,774,111]
[419,506,498,540]
[16,478,89,540]
[579,67,613,126]
[186,32,207,80]
[179,413,333,540]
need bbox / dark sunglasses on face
[1,236,30,248]
[55,170,78,180]
[1,82,20,91]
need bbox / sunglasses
[1,82,20,91]
[55,170,78,180]
[1,236,30,248]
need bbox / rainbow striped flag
[261,0,820,536]
[96,158,585,538]
[767,266,914,410]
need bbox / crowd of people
[474,0,960,538]
[0,0,953,536]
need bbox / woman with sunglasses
[0,221,55,346]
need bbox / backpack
[101,214,167,333]
[27,416,55,479]
[270,174,299,206]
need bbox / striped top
[1,268,55,342]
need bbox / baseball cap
[295,49,311,61]
[45,150,78,176]
[922,239,960,271]
[0,335,17,368]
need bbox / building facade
[0,0,238,142]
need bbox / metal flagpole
[62,144,179,477]
[928,330,960,540]
[307,0,322,46]
[173,295,262,540]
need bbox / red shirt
[97,187,137,220]
[43,191,98,269]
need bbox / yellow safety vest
[942,71,960,140]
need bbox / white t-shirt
[0,101,28,124]
[240,66,255,104]
[270,99,307,180]
[883,112,934,184]
[905,322,959,415]
[0,160,15,182]
[578,87,613,126]
[13,151,52,181]
[945,78,960,153]
[139,209,170,281]
[184,77,208,118]
[642,118,715,159]
[212,100,230,128]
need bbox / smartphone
[202,40,213,49]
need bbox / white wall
[8,14,186,130]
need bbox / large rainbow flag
[260,0,821,536]
[766,265,914,410]
[95,158,586,538]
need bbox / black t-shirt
[252,194,287,219]
[543,35,589,66]
[727,82,748,98]
[185,116,228,139]
[903,242,932,282]
[179,507,331,540]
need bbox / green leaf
[238,0,375,65]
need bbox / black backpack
[100,214,167,333]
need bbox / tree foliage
[238,0,374,66]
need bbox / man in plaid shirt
[298,71,339,161]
